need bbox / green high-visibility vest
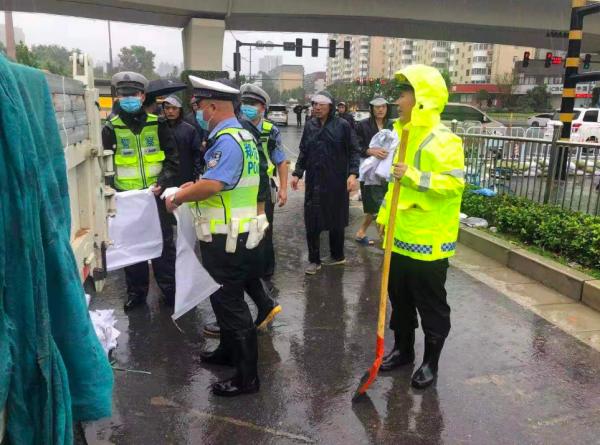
[260,120,276,177]
[111,113,165,190]
[198,127,260,234]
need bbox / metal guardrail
[458,127,600,216]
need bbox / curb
[458,226,600,312]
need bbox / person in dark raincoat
[291,90,361,275]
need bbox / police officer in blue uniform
[166,77,267,397]
[202,83,285,338]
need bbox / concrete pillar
[182,18,225,71]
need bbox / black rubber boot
[200,330,234,366]
[380,330,415,372]
[212,328,260,397]
[411,336,445,389]
[124,294,146,312]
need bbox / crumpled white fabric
[162,187,221,320]
[106,189,163,271]
[359,129,399,185]
[89,309,120,356]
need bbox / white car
[266,104,288,126]
[527,112,554,127]
[544,108,600,143]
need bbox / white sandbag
[106,189,163,271]
[89,309,120,356]
[172,203,221,320]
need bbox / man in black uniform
[163,95,203,184]
[102,71,179,310]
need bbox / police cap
[111,71,149,94]
[189,76,240,102]
[240,83,270,107]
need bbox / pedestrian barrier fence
[458,130,600,216]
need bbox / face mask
[196,109,211,130]
[119,96,142,113]
[241,104,260,120]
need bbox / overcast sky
[1,12,329,75]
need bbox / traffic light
[329,40,336,58]
[312,39,319,57]
[545,52,553,68]
[283,41,295,51]
[523,51,530,68]
[295,38,303,57]
[583,53,592,70]
[343,41,351,59]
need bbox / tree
[281,87,305,103]
[475,89,491,108]
[494,72,520,110]
[518,85,552,112]
[440,68,452,91]
[15,41,39,68]
[31,44,73,76]
[117,45,156,79]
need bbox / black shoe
[211,375,260,397]
[411,336,445,389]
[200,333,234,367]
[212,328,260,397]
[124,295,146,311]
[203,321,221,338]
[380,330,415,372]
[255,303,282,330]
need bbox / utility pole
[4,8,16,60]
[107,20,114,74]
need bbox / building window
[466,69,470,76]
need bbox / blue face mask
[119,96,142,113]
[241,104,260,121]
[196,109,210,130]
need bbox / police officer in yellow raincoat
[376,65,465,389]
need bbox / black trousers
[200,233,264,332]
[124,196,176,300]
[306,226,345,264]
[388,253,451,339]
[262,182,276,279]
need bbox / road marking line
[149,396,315,443]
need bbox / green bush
[461,186,600,270]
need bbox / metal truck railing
[457,126,600,216]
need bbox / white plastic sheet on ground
[161,187,221,320]
[106,189,163,271]
[89,310,120,356]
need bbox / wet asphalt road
[88,122,600,445]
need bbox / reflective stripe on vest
[111,113,164,190]
[260,120,275,177]
[197,127,260,234]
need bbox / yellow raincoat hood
[395,65,448,128]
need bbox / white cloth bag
[172,203,221,320]
[106,189,163,271]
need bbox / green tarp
[0,55,113,444]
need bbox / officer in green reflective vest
[376,65,465,389]
[239,84,288,281]
[166,77,269,397]
[102,71,179,311]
